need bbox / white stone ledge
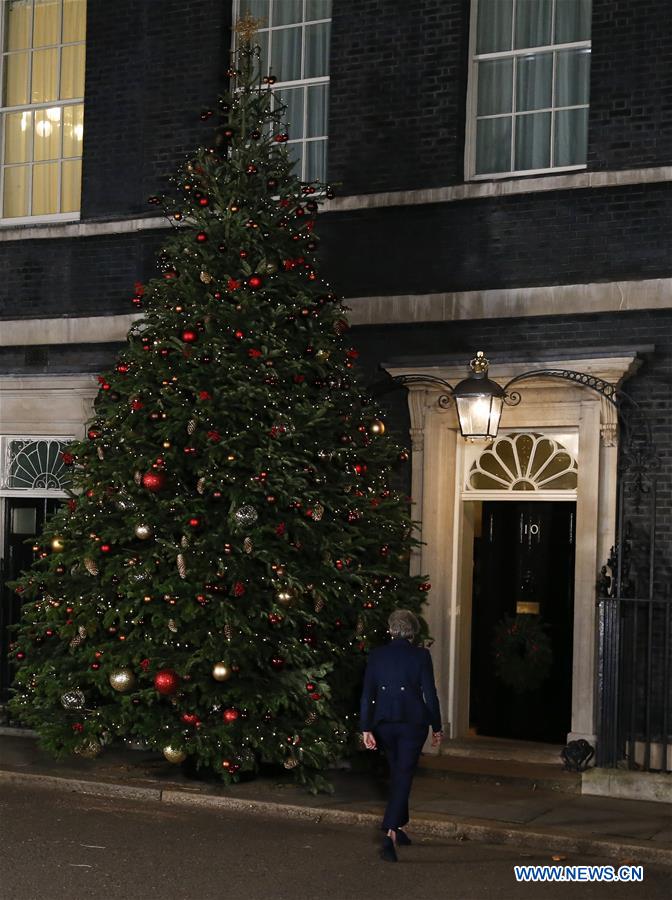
[346,278,672,326]
[325,166,672,213]
[0,216,171,242]
[0,313,141,346]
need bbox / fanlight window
[4,438,72,490]
[467,432,577,492]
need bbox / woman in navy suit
[360,609,443,862]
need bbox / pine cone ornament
[84,558,99,576]
[177,554,187,579]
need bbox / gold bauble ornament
[74,739,102,759]
[109,668,136,692]
[163,745,187,764]
[370,419,386,435]
[212,662,232,682]
[51,536,65,552]
[134,523,153,540]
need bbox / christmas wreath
[492,614,553,693]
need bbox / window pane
[287,140,303,176]
[63,0,87,42]
[61,157,81,211]
[476,0,512,53]
[306,83,327,137]
[239,0,268,19]
[4,110,32,163]
[3,165,29,216]
[273,0,302,26]
[4,52,30,105]
[32,160,59,213]
[514,0,552,48]
[475,117,512,175]
[554,107,588,166]
[270,25,301,81]
[555,0,592,43]
[515,112,551,170]
[33,0,61,47]
[306,0,331,20]
[4,0,33,51]
[276,86,304,138]
[257,29,269,73]
[477,59,513,116]
[31,46,59,101]
[62,102,83,156]
[556,48,590,107]
[305,22,330,78]
[34,106,61,160]
[60,41,85,97]
[516,53,552,111]
[306,139,326,182]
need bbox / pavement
[0,732,670,868]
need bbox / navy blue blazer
[359,638,442,733]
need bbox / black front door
[0,497,61,707]
[470,501,576,743]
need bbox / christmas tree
[8,21,429,791]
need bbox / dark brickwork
[351,309,672,582]
[320,181,672,298]
[0,230,165,320]
[81,0,231,220]
[588,0,672,170]
[0,343,122,375]
[328,0,469,194]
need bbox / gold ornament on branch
[84,558,99,576]
[163,745,187,764]
[181,535,190,548]
[108,668,136,693]
[50,536,65,552]
[314,595,325,613]
[313,503,324,522]
[234,13,266,43]
[167,619,178,633]
[177,554,187,579]
[370,419,386,435]
[187,419,197,435]
[283,756,299,770]
[97,446,105,460]
[199,270,213,284]
[243,537,253,554]
[212,662,232,682]
[196,477,206,495]
[276,588,295,608]
[224,623,234,642]
[134,523,154,541]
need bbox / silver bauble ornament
[134,523,153,540]
[234,505,258,526]
[108,668,136,692]
[60,689,85,710]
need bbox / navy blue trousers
[375,722,428,830]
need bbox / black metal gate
[597,405,672,773]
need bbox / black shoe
[395,828,412,846]
[380,835,398,862]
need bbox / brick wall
[588,0,672,170]
[81,0,231,220]
[320,181,672,298]
[328,0,469,194]
[0,230,164,319]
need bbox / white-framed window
[236,0,331,182]
[466,0,591,180]
[0,435,73,495]
[0,0,86,224]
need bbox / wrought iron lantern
[452,351,506,441]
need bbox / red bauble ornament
[310,692,321,701]
[181,712,200,726]
[100,543,111,554]
[195,232,208,243]
[188,517,201,529]
[154,669,180,695]
[181,329,198,343]
[233,581,246,597]
[142,472,166,493]
[270,656,286,670]
[305,682,315,692]
[222,708,239,723]
[247,275,263,289]
[419,582,431,592]
[353,463,367,476]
